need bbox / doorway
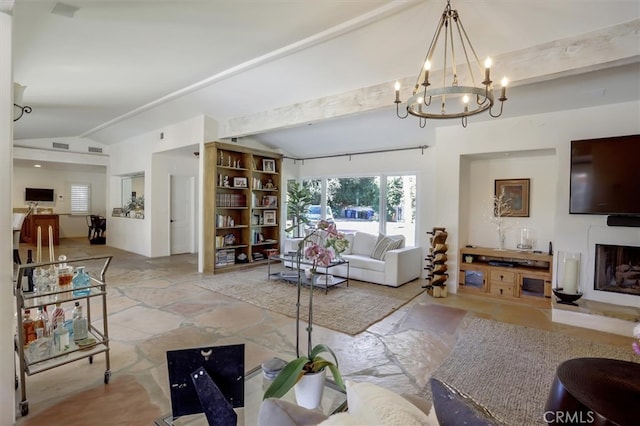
[170,175,195,254]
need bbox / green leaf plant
[263,219,348,399]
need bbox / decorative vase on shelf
[294,369,326,409]
[497,231,506,250]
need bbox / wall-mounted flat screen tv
[569,134,640,215]
[25,187,55,202]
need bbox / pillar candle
[36,226,42,263]
[562,258,579,294]
[49,225,54,262]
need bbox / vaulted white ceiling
[11,0,640,158]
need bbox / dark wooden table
[544,357,640,426]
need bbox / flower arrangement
[633,323,640,355]
[263,219,348,400]
[125,195,144,212]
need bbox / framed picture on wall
[494,178,530,217]
[264,210,277,225]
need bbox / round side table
[544,357,640,425]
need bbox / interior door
[170,175,194,255]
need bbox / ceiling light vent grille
[52,142,69,150]
[88,146,103,153]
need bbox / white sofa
[325,231,422,287]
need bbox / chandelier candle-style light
[394,0,508,128]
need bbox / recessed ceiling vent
[88,146,103,153]
[52,142,69,150]
[51,2,79,18]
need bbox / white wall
[109,115,210,257]
[465,151,557,251]
[435,100,640,308]
[13,165,107,237]
[1,10,15,424]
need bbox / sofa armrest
[384,246,422,286]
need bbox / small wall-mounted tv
[569,134,640,215]
[25,187,55,202]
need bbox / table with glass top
[154,366,347,425]
[267,254,349,294]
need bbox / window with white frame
[70,184,91,214]
[290,174,417,245]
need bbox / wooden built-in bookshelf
[204,142,282,273]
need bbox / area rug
[199,267,425,335]
[419,318,636,425]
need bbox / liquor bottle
[34,307,50,338]
[51,303,65,331]
[72,266,91,297]
[24,249,35,293]
[22,310,37,346]
[53,318,69,352]
[72,302,88,342]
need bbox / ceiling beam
[221,19,639,138]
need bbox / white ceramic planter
[294,369,326,409]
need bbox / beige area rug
[420,318,637,425]
[199,267,425,335]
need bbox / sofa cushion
[341,232,354,255]
[371,234,404,260]
[351,232,378,256]
[345,380,431,425]
[342,254,385,272]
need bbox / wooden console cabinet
[20,214,60,246]
[458,246,553,307]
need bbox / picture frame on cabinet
[264,210,277,225]
[233,176,248,188]
[262,159,276,173]
[494,178,530,217]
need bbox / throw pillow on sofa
[371,234,403,260]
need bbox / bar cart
[14,255,112,416]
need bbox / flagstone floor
[13,238,634,425]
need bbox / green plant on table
[263,220,347,399]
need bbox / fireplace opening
[594,243,640,297]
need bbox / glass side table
[155,366,347,425]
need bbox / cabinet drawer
[489,270,516,284]
[490,282,515,297]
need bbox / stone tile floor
[13,239,634,425]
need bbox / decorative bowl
[552,288,583,306]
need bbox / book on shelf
[215,193,246,207]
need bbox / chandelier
[14,83,32,122]
[394,0,507,128]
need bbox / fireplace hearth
[594,243,640,296]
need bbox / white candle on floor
[563,258,579,294]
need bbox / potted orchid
[263,219,348,407]
[633,323,640,356]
